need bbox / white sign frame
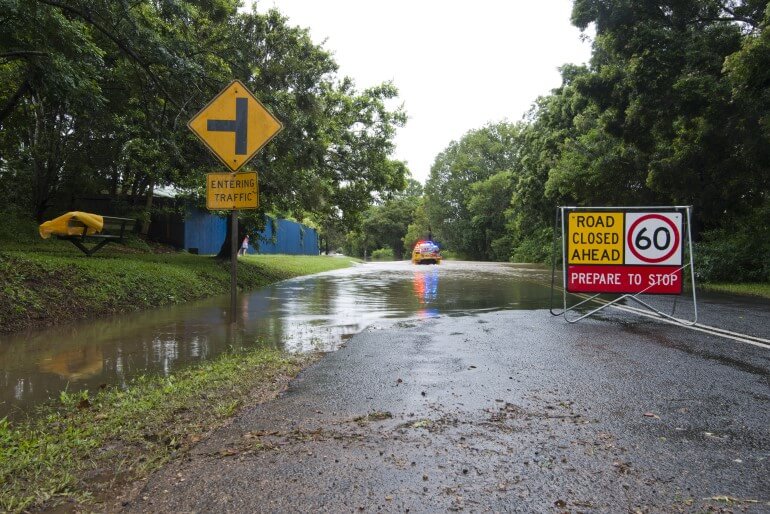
[550,206,698,325]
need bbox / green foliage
[411,0,770,279]
[0,347,308,512]
[467,171,515,261]
[511,227,556,264]
[371,248,394,261]
[0,2,407,235]
[699,282,770,298]
[556,0,767,228]
[0,211,39,243]
[560,0,770,281]
[345,177,422,259]
[402,199,431,251]
[424,122,523,260]
[439,250,460,260]
[722,3,770,196]
[694,200,770,282]
[240,254,358,277]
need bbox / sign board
[206,172,259,210]
[567,211,683,294]
[188,80,283,172]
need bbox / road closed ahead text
[568,212,624,264]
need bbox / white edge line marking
[561,287,770,349]
[606,302,770,349]
[601,300,770,344]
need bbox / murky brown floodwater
[0,261,551,417]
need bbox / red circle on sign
[626,214,680,263]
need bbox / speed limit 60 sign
[624,213,682,266]
[567,210,684,294]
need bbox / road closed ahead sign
[567,210,683,294]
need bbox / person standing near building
[239,235,249,256]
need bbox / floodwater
[0,260,551,417]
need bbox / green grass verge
[0,241,358,333]
[0,347,314,512]
[699,282,770,299]
[240,253,360,278]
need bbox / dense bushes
[510,227,557,265]
[371,248,395,261]
[695,202,770,283]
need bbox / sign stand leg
[549,207,562,316]
[231,210,238,325]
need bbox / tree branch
[0,74,31,126]
[35,0,181,109]
[0,50,48,59]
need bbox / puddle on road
[0,261,551,416]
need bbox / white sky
[250,1,593,183]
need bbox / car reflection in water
[39,345,104,381]
[412,268,440,318]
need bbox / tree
[722,2,770,205]
[424,122,522,259]
[467,171,515,261]
[347,178,422,260]
[402,198,431,252]
[505,67,589,262]
[559,0,769,230]
[0,2,408,256]
[0,0,240,220]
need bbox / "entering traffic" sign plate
[206,172,259,210]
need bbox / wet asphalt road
[116,293,770,513]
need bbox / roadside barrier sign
[551,206,697,325]
[567,211,683,294]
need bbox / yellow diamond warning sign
[567,212,624,264]
[188,80,283,172]
[206,172,259,210]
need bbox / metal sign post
[231,210,238,324]
[550,206,698,325]
[188,80,282,325]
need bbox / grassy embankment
[0,218,358,511]
[698,282,770,299]
[0,348,315,512]
[0,218,357,333]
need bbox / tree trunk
[0,74,30,126]
[141,180,154,235]
[110,164,119,197]
[216,213,246,259]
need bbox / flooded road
[0,261,550,416]
[119,280,770,513]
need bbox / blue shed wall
[183,209,319,256]
[256,219,319,255]
[184,208,227,255]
